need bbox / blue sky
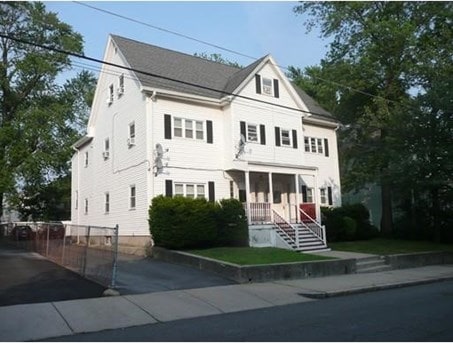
[45,1,331,81]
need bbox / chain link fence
[3,222,119,288]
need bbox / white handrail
[299,208,326,245]
[272,210,298,246]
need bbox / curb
[298,275,453,299]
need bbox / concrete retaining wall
[386,251,453,269]
[152,247,356,283]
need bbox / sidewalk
[1,264,452,342]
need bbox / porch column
[245,171,251,225]
[314,172,320,223]
[268,172,273,221]
[295,174,300,223]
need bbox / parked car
[11,225,35,241]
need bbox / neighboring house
[71,34,341,253]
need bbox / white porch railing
[299,208,326,245]
[243,203,272,224]
[272,210,297,246]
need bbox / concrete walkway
[1,264,453,342]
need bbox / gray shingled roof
[111,34,336,121]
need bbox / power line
[72,1,401,106]
[1,33,336,119]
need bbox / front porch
[228,170,329,252]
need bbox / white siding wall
[302,122,341,206]
[73,41,150,236]
[151,98,231,199]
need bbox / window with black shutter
[273,79,279,98]
[165,180,173,197]
[275,127,281,146]
[164,114,172,139]
[255,75,261,94]
[328,186,333,205]
[206,120,213,144]
[208,182,215,202]
[260,124,266,145]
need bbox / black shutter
[302,185,308,203]
[273,79,279,98]
[206,120,213,144]
[255,74,261,94]
[328,186,333,205]
[324,138,329,157]
[240,121,246,141]
[292,130,298,149]
[275,127,281,146]
[260,124,266,145]
[165,180,173,197]
[164,114,172,139]
[208,181,215,202]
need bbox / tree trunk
[380,180,393,236]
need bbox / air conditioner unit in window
[102,151,110,159]
[127,137,136,147]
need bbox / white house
[71,34,341,254]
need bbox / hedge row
[149,196,248,250]
[321,203,379,242]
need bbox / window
[317,139,323,154]
[247,124,258,142]
[310,138,317,152]
[320,188,327,205]
[185,120,193,138]
[130,185,136,209]
[108,84,114,105]
[84,198,88,214]
[129,122,135,139]
[304,137,310,152]
[128,122,135,147]
[103,138,110,159]
[174,118,183,137]
[306,188,314,203]
[173,117,204,140]
[262,77,273,95]
[196,185,205,199]
[281,129,291,146]
[118,74,124,96]
[195,121,203,140]
[105,193,110,213]
[173,183,206,198]
[84,151,89,167]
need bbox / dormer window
[262,77,273,96]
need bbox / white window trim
[174,182,206,199]
[320,188,327,205]
[117,74,124,97]
[246,123,260,143]
[261,77,273,96]
[305,136,325,155]
[173,117,204,141]
[129,185,136,210]
[104,192,110,214]
[280,129,292,147]
[306,188,314,203]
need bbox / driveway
[0,239,235,306]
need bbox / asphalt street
[47,280,453,342]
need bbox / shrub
[216,199,248,247]
[149,195,217,249]
[322,203,378,242]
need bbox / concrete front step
[356,256,391,273]
[357,265,393,273]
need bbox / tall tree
[293,2,453,235]
[0,2,89,220]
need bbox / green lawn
[187,247,334,265]
[329,238,453,255]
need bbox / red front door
[300,203,316,223]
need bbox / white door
[272,181,290,221]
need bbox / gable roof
[111,34,336,122]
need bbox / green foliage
[193,52,242,68]
[149,197,249,250]
[149,196,217,250]
[293,2,453,237]
[215,199,248,247]
[0,2,97,220]
[322,204,378,242]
